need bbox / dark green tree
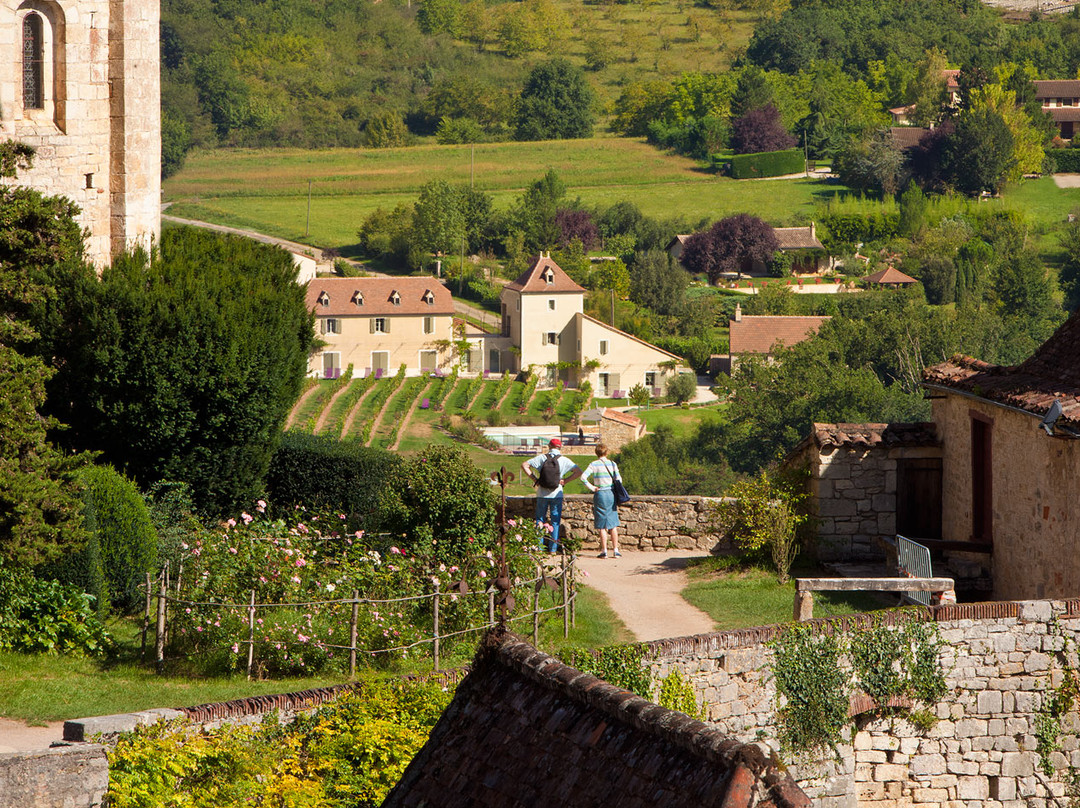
[35,227,315,515]
[0,144,88,566]
[514,59,597,141]
[412,179,466,260]
[941,107,1016,195]
[629,250,690,316]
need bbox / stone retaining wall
[0,745,108,808]
[647,600,1080,808]
[504,495,724,553]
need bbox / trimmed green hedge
[1051,148,1080,173]
[729,148,804,179]
[266,432,401,521]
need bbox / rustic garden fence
[141,553,578,677]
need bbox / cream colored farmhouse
[489,255,684,393]
[305,277,454,378]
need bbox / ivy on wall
[769,615,948,757]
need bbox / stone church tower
[0,0,160,266]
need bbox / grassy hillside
[164,138,839,251]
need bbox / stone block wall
[504,495,725,553]
[647,600,1080,808]
[0,745,108,808]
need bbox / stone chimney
[734,302,742,322]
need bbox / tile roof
[863,266,918,285]
[1034,80,1080,99]
[942,69,961,91]
[773,226,824,251]
[602,407,643,427]
[1048,107,1080,122]
[384,629,811,808]
[922,310,1080,428]
[729,315,830,355]
[306,277,454,316]
[505,255,587,294]
[805,422,940,450]
[890,127,931,150]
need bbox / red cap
[549,438,562,448]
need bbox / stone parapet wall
[0,745,108,808]
[647,600,1080,808]
[504,495,725,553]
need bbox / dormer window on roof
[351,290,364,306]
[543,269,554,284]
[318,291,330,306]
[390,291,401,306]
[423,290,435,305]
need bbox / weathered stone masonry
[505,495,725,553]
[649,599,1080,808]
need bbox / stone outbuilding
[384,629,811,808]
[786,422,942,562]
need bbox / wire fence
[142,554,578,677]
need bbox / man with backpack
[522,438,582,553]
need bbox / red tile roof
[306,277,454,316]
[384,630,811,808]
[1049,107,1080,122]
[602,407,643,427]
[864,266,918,285]
[505,255,586,294]
[729,315,830,355]
[1035,80,1080,100]
[923,311,1080,427]
[807,422,940,450]
[890,127,931,150]
[773,226,824,251]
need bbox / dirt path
[390,380,434,451]
[313,379,352,434]
[286,383,321,429]
[577,550,716,642]
[0,718,65,752]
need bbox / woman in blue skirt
[582,444,622,558]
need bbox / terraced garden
[286,373,722,495]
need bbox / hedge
[729,148,804,179]
[1051,148,1080,173]
[265,432,401,522]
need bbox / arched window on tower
[22,13,44,110]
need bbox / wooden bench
[793,577,956,622]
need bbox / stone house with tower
[490,254,684,393]
[0,0,160,266]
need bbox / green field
[163,139,842,252]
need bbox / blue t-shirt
[527,450,579,498]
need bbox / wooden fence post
[246,590,256,680]
[561,552,569,639]
[488,588,495,628]
[155,572,167,674]
[349,590,359,678]
[433,580,441,671]
[532,563,541,646]
[141,572,152,660]
[569,554,576,628]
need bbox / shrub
[0,562,111,655]
[266,432,401,524]
[106,680,454,808]
[666,373,697,405]
[48,465,158,614]
[1051,148,1080,173]
[375,445,498,564]
[728,148,803,179]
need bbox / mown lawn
[681,560,888,631]
[637,404,723,435]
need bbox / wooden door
[897,458,942,540]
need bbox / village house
[490,254,684,393]
[862,266,919,289]
[305,277,455,378]
[715,302,830,374]
[1034,79,1080,140]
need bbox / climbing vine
[769,616,948,756]
[565,643,653,698]
[657,669,706,720]
[1035,621,1080,777]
